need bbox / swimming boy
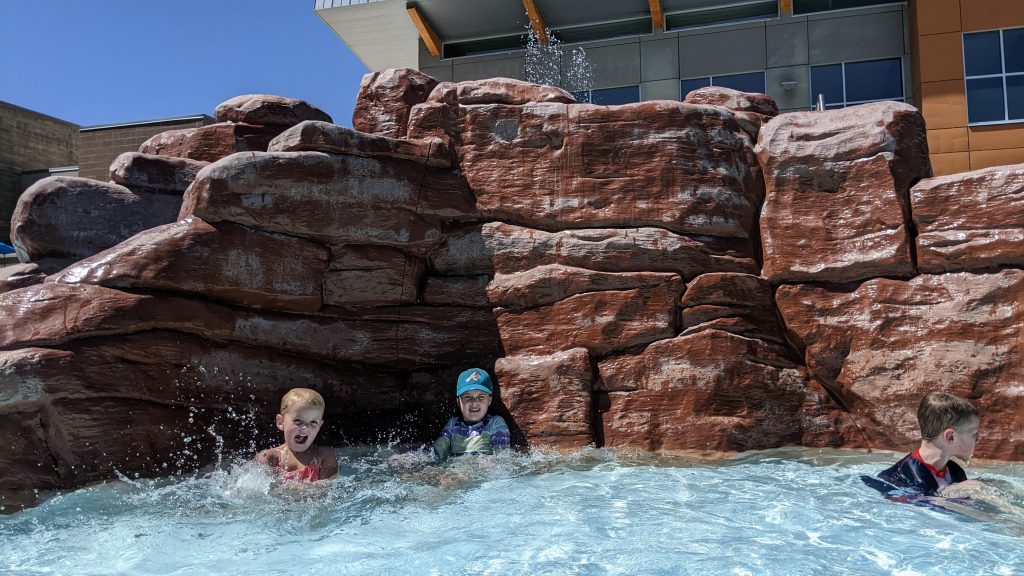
[256,388,339,482]
[432,368,511,461]
[874,392,980,496]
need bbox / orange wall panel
[916,0,962,35]
[928,127,969,153]
[968,124,1024,151]
[970,148,1024,170]
[920,80,967,129]
[930,152,971,176]
[918,33,964,82]
[961,0,1024,32]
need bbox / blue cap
[456,368,493,397]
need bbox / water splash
[523,24,594,95]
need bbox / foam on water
[2,447,1022,576]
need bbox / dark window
[793,0,903,15]
[810,64,844,106]
[573,86,641,105]
[680,72,765,100]
[963,27,1024,124]
[666,1,777,31]
[680,77,711,99]
[714,71,766,93]
[963,31,1001,76]
[810,57,903,108]
[590,85,640,105]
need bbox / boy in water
[256,388,338,482]
[432,368,511,461]
[875,392,980,496]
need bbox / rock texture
[911,163,1024,273]
[4,69,1024,510]
[10,176,182,262]
[757,102,931,283]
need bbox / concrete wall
[0,102,78,244]
[78,117,213,181]
[418,3,910,114]
[911,0,1024,175]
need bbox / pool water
[2,447,1022,575]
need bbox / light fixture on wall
[780,81,798,91]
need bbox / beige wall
[0,102,78,243]
[78,117,213,181]
[911,0,1024,175]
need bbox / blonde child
[256,388,338,481]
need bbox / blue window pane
[844,58,903,103]
[680,77,710,99]
[964,31,1002,76]
[591,85,640,106]
[1007,75,1024,120]
[966,77,1006,123]
[810,64,843,106]
[713,71,766,93]
[1004,28,1024,74]
[571,91,591,103]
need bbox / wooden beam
[649,0,664,31]
[522,0,548,44]
[406,4,441,58]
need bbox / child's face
[949,417,980,461]
[457,391,491,424]
[275,405,324,453]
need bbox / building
[78,115,214,181]
[317,0,1024,176]
[0,101,78,244]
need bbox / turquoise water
[2,447,1022,576]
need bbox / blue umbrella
[0,242,16,255]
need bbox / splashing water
[524,25,594,95]
[2,447,1023,575]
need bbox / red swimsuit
[280,446,322,482]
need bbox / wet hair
[917,392,978,440]
[279,388,325,415]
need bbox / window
[666,1,778,31]
[963,27,1024,125]
[680,71,767,99]
[573,85,641,105]
[809,57,903,109]
[793,0,903,15]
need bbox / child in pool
[256,388,339,482]
[432,368,511,461]
[875,392,981,496]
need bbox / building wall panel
[920,79,967,129]
[808,10,904,65]
[917,32,962,83]
[930,151,971,175]
[970,148,1024,170]
[679,27,766,79]
[961,0,1024,32]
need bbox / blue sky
[0,1,370,127]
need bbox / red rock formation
[757,102,931,283]
[5,71,1024,510]
[49,216,329,313]
[214,94,332,126]
[353,68,438,138]
[776,270,1024,460]
[911,163,1024,273]
[109,152,208,194]
[11,176,181,262]
[495,348,594,449]
[138,122,287,163]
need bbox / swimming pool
[2,448,1021,575]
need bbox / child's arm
[320,448,339,480]
[431,419,456,462]
[255,447,280,468]
[490,415,511,451]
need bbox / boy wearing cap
[432,368,511,461]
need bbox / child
[256,388,339,482]
[874,392,980,496]
[432,368,511,461]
